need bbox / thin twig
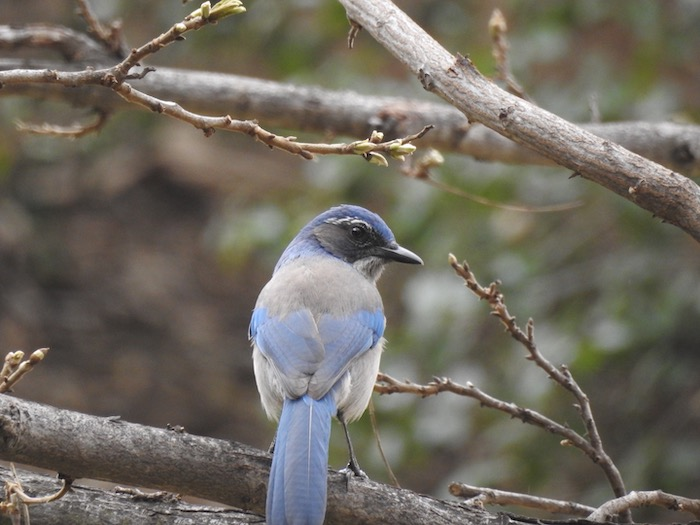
[403,149,582,212]
[488,9,530,101]
[449,482,596,517]
[446,254,630,521]
[16,110,110,138]
[2,4,431,162]
[113,486,181,503]
[106,1,246,84]
[111,80,434,160]
[74,0,127,58]
[347,17,362,49]
[375,373,593,451]
[0,463,73,523]
[367,399,400,487]
[588,490,700,522]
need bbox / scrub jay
[249,204,422,525]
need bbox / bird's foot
[339,459,367,480]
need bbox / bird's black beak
[380,244,423,265]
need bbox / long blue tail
[267,394,335,525]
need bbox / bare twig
[375,373,592,450]
[446,255,629,513]
[16,109,110,138]
[488,9,529,101]
[347,17,362,49]
[588,490,700,522]
[0,349,49,394]
[74,0,127,58]
[367,399,400,487]
[106,0,247,85]
[449,482,596,517]
[404,149,582,212]
[375,256,633,520]
[111,77,433,159]
[113,486,181,503]
[0,5,432,162]
[109,78,433,160]
[0,463,73,524]
[375,372,630,519]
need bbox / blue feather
[268,394,335,525]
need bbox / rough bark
[0,24,699,178]
[338,0,700,242]
[0,395,499,525]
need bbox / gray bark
[338,0,700,242]
[0,395,497,525]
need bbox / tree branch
[588,490,700,522]
[449,483,596,517]
[1,58,698,178]
[0,394,501,525]
[338,0,700,242]
[1,21,699,177]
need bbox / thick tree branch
[338,0,700,242]
[1,54,698,178]
[0,395,498,525]
[0,21,698,176]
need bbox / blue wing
[250,306,385,400]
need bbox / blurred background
[2,0,700,521]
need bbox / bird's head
[290,204,423,282]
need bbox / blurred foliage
[2,0,700,521]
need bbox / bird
[249,204,422,525]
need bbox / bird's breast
[256,256,383,318]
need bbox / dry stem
[450,482,596,517]
[0,464,73,524]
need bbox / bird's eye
[350,224,368,240]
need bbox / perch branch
[0,395,500,525]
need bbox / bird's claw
[339,460,367,481]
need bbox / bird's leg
[337,410,367,479]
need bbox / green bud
[201,1,211,18]
[352,140,375,154]
[367,152,389,167]
[370,130,384,143]
[389,142,417,157]
[210,0,247,19]
[421,148,444,167]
